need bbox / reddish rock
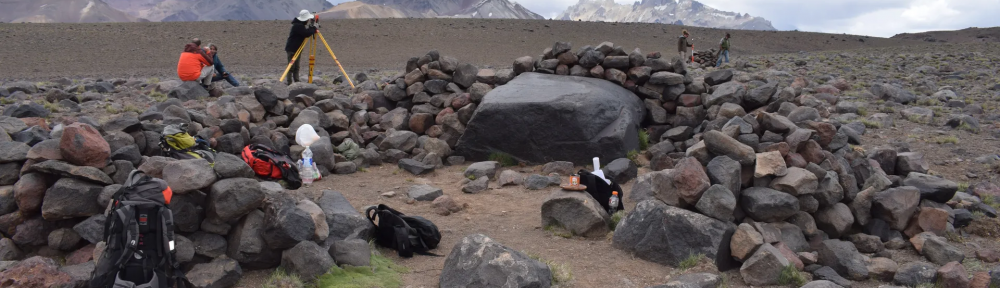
[791,77,808,90]
[815,85,841,95]
[679,94,702,107]
[0,212,25,236]
[805,121,837,148]
[970,272,990,288]
[589,65,604,78]
[775,242,804,270]
[937,261,969,288]
[59,123,110,168]
[831,79,851,91]
[65,244,96,265]
[917,208,950,236]
[672,157,712,207]
[799,140,826,164]
[431,195,464,216]
[19,118,49,131]
[969,182,1000,199]
[12,217,51,246]
[451,93,471,109]
[426,125,444,138]
[408,113,435,135]
[0,256,74,287]
[765,142,791,157]
[436,108,455,125]
[555,64,569,75]
[975,249,999,263]
[662,102,677,114]
[13,173,49,215]
[785,153,808,168]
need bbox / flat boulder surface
[613,200,737,270]
[456,72,644,165]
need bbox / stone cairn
[0,39,999,288]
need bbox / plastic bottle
[608,191,620,214]
[300,147,316,186]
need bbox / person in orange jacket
[177,42,215,87]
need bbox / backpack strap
[158,207,188,288]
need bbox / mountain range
[1,0,773,31]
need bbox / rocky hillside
[559,0,775,31]
[0,0,136,23]
[320,0,544,19]
[893,27,1000,43]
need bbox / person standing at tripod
[285,10,318,85]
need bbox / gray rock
[162,159,217,194]
[800,280,845,288]
[167,81,209,101]
[186,256,242,288]
[817,239,869,280]
[741,187,800,222]
[740,243,791,286]
[541,190,610,238]
[704,82,745,108]
[770,167,819,196]
[871,83,915,104]
[398,158,434,175]
[613,200,736,270]
[462,177,489,194]
[408,184,443,201]
[41,177,104,220]
[72,214,105,244]
[524,174,557,190]
[455,73,644,165]
[703,130,755,165]
[848,233,884,254]
[0,142,30,163]
[440,234,551,288]
[814,203,855,238]
[601,158,638,184]
[47,228,81,251]
[464,161,500,180]
[0,238,23,261]
[262,196,315,250]
[706,156,741,197]
[813,266,853,288]
[281,241,335,281]
[329,239,371,267]
[226,210,280,269]
[207,178,264,223]
[921,237,964,265]
[872,186,920,230]
[893,262,938,286]
[59,260,95,288]
[704,70,734,86]
[651,272,721,288]
[213,152,254,179]
[315,190,374,242]
[902,172,958,203]
[28,160,112,185]
[694,185,736,222]
[541,161,574,175]
[191,232,228,258]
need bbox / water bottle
[608,191,620,214]
[300,147,316,186]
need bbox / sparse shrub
[122,104,142,114]
[35,99,59,113]
[916,98,940,106]
[466,174,476,181]
[0,98,14,105]
[609,210,626,231]
[856,106,869,117]
[861,119,882,129]
[777,265,807,287]
[958,122,978,133]
[147,77,160,84]
[626,150,640,165]
[904,114,928,124]
[638,129,649,151]
[678,253,705,270]
[935,136,959,145]
[314,250,406,288]
[958,182,969,192]
[149,91,168,102]
[263,268,304,288]
[543,225,573,238]
[943,231,965,243]
[488,152,518,167]
[983,195,999,210]
[105,104,119,114]
[963,258,986,273]
[526,253,573,285]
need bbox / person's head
[183,43,199,53]
[682,30,689,36]
[726,33,731,39]
[296,10,314,22]
[209,44,217,53]
[192,38,201,46]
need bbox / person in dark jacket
[285,10,318,85]
[677,30,693,63]
[208,44,240,87]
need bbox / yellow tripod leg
[308,35,316,84]
[280,38,309,83]
[317,32,355,89]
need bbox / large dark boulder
[440,234,552,288]
[456,73,644,165]
[613,200,737,270]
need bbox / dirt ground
[0,18,923,81]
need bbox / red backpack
[241,144,302,189]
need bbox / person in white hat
[284,9,318,85]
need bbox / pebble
[381,191,397,198]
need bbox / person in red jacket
[177,43,215,87]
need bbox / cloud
[327,0,998,37]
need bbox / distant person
[678,30,693,63]
[177,43,215,87]
[208,44,240,87]
[285,10,318,85]
[716,33,731,67]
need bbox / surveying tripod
[280,14,355,88]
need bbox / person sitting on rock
[177,42,215,87]
[716,33,731,67]
[208,44,240,87]
[678,30,693,63]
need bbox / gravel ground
[0,18,922,81]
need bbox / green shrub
[638,129,649,151]
[777,265,807,287]
[526,253,573,285]
[149,91,168,102]
[958,182,969,192]
[678,254,705,270]
[488,152,518,167]
[626,150,640,165]
[609,210,626,231]
[935,136,959,144]
[314,251,406,288]
[861,119,882,129]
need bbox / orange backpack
[241,144,302,189]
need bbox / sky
[326,0,1000,37]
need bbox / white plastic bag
[295,124,320,147]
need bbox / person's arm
[214,54,227,74]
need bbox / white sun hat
[297,9,314,22]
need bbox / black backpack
[365,204,441,258]
[90,170,186,288]
[578,169,625,215]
